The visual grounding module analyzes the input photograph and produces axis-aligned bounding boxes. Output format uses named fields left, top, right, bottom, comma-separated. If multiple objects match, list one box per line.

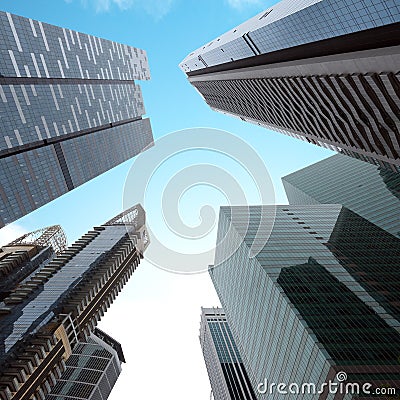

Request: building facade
left=180, top=0, right=400, bottom=171
left=200, top=307, right=257, bottom=400
left=282, top=153, right=400, bottom=238
left=46, top=328, right=125, bottom=400
left=0, top=204, right=149, bottom=400
left=0, top=11, right=153, bottom=227
left=0, top=225, right=67, bottom=302
left=210, top=205, right=400, bottom=399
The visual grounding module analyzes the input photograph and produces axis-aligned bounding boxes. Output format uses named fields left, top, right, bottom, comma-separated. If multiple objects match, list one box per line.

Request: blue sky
left=0, top=0, right=334, bottom=398
left=0, top=0, right=333, bottom=242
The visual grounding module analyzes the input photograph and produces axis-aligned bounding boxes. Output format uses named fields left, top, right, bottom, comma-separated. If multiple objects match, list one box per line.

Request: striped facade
left=282, top=153, right=400, bottom=238
left=0, top=11, right=153, bottom=227
left=0, top=204, right=148, bottom=400
left=200, top=308, right=257, bottom=400
left=210, top=205, right=400, bottom=399
left=180, top=0, right=400, bottom=171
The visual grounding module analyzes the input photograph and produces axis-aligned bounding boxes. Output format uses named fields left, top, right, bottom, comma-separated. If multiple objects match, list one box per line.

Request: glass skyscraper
left=200, top=307, right=257, bottom=400
left=282, top=153, right=400, bottom=238
left=0, top=204, right=149, bottom=400
left=180, top=0, right=400, bottom=171
left=210, top=205, right=400, bottom=399
left=0, top=11, right=154, bottom=227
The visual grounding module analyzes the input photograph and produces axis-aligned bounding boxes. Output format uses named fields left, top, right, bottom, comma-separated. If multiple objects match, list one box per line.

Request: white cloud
left=0, top=224, right=27, bottom=247
left=93, top=0, right=134, bottom=12
left=142, top=0, right=175, bottom=20
left=69, top=0, right=175, bottom=19
left=226, top=0, right=262, bottom=10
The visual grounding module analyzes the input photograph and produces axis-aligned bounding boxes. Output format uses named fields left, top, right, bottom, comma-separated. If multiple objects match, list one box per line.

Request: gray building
left=200, top=307, right=257, bottom=400
left=0, top=11, right=153, bottom=227
left=180, top=0, right=400, bottom=171
left=0, top=204, right=149, bottom=400
left=211, top=205, right=400, bottom=399
left=46, top=328, right=125, bottom=400
left=282, top=153, right=400, bottom=238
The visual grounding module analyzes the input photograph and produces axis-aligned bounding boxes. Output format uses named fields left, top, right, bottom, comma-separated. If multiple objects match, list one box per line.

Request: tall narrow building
left=210, top=205, right=400, bottom=398
left=0, top=11, right=154, bottom=227
left=200, top=307, right=257, bottom=400
left=180, top=0, right=400, bottom=171
left=0, top=204, right=149, bottom=400
left=282, top=153, right=400, bottom=238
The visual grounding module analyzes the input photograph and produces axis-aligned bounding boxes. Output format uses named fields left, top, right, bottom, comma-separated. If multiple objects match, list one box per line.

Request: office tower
left=210, top=205, right=400, bottom=398
left=0, top=12, right=153, bottom=228
left=0, top=204, right=148, bottom=400
left=180, top=0, right=400, bottom=171
left=200, top=307, right=257, bottom=400
left=0, top=225, right=67, bottom=301
left=282, top=153, right=400, bottom=238
left=46, top=328, right=125, bottom=400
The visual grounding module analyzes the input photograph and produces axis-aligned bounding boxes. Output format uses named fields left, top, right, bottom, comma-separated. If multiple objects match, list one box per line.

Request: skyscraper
left=0, top=225, right=67, bottom=301
left=180, top=0, right=400, bottom=171
left=282, top=153, right=400, bottom=238
left=0, top=204, right=149, bottom=400
left=199, top=307, right=257, bottom=400
left=46, top=328, right=125, bottom=400
left=0, top=11, right=154, bottom=227
left=210, top=205, right=400, bottom=398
